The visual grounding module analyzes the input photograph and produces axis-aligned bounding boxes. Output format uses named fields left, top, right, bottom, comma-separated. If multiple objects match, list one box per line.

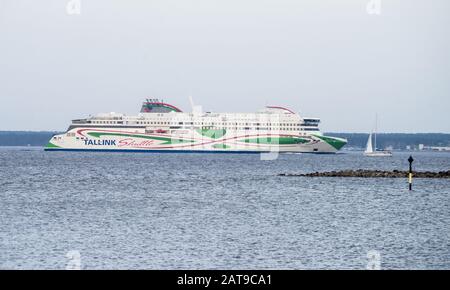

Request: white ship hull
left=46, top=127, right=346, bottom=153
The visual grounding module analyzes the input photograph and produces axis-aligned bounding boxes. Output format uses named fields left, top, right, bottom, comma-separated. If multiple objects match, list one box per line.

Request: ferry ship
left=45, top=99, right=347, bottom=153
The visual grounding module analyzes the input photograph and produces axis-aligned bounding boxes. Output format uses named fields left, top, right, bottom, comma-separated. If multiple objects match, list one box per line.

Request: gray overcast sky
left=0, top=0, right=449, bottom=132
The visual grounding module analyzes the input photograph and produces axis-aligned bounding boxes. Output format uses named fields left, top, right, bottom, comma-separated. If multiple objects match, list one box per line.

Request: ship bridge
left=263, top=106, right=297, bottom=114
left=141, top=99, right=183, bottom=113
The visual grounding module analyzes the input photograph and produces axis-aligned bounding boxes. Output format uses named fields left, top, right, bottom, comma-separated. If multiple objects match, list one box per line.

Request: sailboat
left=364, top=115, right=392, bottom=157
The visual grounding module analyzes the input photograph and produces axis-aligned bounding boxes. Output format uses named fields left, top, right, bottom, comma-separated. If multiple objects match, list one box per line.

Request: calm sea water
left=0, top=147, right=449, bottom=270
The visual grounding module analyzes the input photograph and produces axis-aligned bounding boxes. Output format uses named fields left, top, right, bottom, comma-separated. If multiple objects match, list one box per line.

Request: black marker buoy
left=408, top=155, right=414, bottom=190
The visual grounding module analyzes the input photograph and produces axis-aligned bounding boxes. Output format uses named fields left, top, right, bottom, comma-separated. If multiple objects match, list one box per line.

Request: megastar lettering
left=84, top=139, right=116, bottom=146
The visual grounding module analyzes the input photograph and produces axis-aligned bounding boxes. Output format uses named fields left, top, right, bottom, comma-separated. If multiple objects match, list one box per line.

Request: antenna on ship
left=189, top=95, right=202, bottom=114
left=189, top=96, right=195, bottom=110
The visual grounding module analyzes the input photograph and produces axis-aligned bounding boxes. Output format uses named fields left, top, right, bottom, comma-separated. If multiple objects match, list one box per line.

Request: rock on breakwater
left=279, top=169, right=450, bottom=178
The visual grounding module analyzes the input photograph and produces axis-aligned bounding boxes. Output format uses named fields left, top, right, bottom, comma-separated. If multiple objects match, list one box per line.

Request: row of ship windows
left=91, top=121, right=122, bottom=124
left=195, top=127, right=319, bottom=131
left=90, top=120, right=312, bottom=127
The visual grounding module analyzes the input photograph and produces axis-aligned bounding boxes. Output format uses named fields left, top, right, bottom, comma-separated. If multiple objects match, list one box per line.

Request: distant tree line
left=0, top=131, right=449, bottom=149
left=326, top=133, right=450, bottom=149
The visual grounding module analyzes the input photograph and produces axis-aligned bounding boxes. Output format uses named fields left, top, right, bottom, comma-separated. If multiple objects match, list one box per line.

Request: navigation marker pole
left=408, top=155, right=414, bottom=191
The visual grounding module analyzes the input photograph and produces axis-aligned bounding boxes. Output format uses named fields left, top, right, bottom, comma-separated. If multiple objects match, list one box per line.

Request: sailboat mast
left=374, top=114, right=378, bottom=151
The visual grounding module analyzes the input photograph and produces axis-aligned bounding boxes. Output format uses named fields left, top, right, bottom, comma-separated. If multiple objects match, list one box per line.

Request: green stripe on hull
left=313, top=135, right=347, bottom=150
left=45, top=142, right=60, bottom=148
left=196, top=129, right=227, bottom=139
left=212, top=144, right=231, bottom=149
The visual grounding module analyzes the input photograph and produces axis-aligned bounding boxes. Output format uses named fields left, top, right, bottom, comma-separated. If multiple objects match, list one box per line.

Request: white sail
left=365, top=133, right=374, bottom=153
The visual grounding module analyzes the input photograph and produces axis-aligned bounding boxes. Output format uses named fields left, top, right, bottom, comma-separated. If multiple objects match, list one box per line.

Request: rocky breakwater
left=279, top=169, right=450, bottom=178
